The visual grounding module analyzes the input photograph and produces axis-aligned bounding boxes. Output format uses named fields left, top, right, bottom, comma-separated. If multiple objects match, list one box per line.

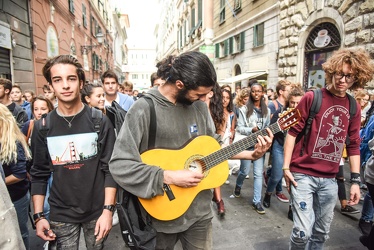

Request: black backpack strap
left=345, top=93, right=357, bottom=145
left=91, top=107, right=103, bottom=134
left=37, top=113, right=51, bottom=144
left=297, top=88, right=322, bottom=156
left=143, top=96, right=157, bottom=149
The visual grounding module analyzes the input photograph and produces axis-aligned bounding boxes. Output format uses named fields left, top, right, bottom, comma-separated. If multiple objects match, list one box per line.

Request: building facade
left=213, top=0, right=279, bottom=90
left=0, top=0, right=34, bottom=90
left=279, top=0, right=374, bottom=89
left=30, top=0, right=115, bottom=93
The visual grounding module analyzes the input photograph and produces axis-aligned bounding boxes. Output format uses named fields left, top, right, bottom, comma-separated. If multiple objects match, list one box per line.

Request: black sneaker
left=359, top=235, right=369, bottom=247
left=234, top=185, right=241, bottom=197
left=359, top=219, right=373, bottom=236
left=263, top=193, right=271, bottom=208
left=341, top=205, right=360, bottom=215
left=252, top=202, right=265, bottom=214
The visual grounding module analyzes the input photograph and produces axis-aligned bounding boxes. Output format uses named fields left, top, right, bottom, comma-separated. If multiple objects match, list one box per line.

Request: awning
left=218, top=70, right=268, bottom=84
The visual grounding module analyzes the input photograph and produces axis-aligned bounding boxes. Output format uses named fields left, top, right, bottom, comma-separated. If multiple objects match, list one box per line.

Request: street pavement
left=29, top=162, right=367, bottom=249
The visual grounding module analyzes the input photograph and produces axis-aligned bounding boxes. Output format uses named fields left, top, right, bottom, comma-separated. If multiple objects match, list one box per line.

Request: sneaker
left=252, top=202, right=265, bottom=214
left=358, top=219, right=373, bottom=236
left=341, top=205, right=360, bottom=215
left=234, top=185, right=241, bottom=197
left=263, top=170, right=268, bottom=188
left=112, top=210, right=119, bottom=226
left=216, top=199, right=225, bottom=217
left=276, top=192, right=289, bottom=203
left=263, top=193, right=271, bottom=208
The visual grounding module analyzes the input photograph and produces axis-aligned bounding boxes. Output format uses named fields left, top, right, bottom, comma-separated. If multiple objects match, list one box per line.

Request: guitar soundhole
left=185, top=155, right=208, bottom=178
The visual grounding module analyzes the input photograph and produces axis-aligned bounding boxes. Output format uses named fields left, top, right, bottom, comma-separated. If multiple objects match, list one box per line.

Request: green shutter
left=240, top=31, right=245, bottom=51
left=215, top=43, right=220, bottom=58
left=229, top=37, right=233, bottom=54
left=224, top=40, right=229, bottom=56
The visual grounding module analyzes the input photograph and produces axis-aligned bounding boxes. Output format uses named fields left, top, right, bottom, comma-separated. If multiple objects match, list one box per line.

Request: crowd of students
left=0, top=47, right=374, bottom=250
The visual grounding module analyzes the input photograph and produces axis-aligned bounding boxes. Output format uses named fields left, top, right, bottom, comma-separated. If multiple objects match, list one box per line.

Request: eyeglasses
left=334, top=72, right=357, bottom=83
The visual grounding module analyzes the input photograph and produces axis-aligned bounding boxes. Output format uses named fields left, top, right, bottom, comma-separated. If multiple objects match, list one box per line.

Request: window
left=92, top=53, right=99, bottom=71
left=82, top=4, right=87, bottom=28
left=253, top=23, right=264, bottom=47
left=132, top=74, right=138, bottom=79
left=234, top=0, right=241, bottom=11
left=68, top=0, right=74, bottom=14
left=191, top=8, right=195, bottom=29
left=198, top=0, right=202, bottom=23
left=220, top=0, right=225, bottom=23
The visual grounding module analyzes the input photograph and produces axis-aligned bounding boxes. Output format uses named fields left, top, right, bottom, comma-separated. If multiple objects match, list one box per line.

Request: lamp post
left=80, top=32, right=104, bottom=55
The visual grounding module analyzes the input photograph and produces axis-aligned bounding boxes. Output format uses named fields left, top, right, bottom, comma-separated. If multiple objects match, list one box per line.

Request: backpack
left=12, top=104, right=27, bottom=129
left=114, top=96, right=157, bottom=250
left=296, top=88, right=356, bottom=156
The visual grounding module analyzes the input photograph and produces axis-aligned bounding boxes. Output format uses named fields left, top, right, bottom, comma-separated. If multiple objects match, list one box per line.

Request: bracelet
left=33, top=212, right=45, bottom=221
left=350, top=172, right=361, bottom=185
left=282, top=168, right=290, bottom=170
left=34, top=217, right=46, bottom=225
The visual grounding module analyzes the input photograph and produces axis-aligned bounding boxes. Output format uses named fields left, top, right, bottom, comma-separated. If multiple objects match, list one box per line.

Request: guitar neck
left=203, top=123, right=281, bottom=170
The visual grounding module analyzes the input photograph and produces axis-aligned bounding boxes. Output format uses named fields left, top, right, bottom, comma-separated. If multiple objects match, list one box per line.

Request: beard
left=176, top=87, right=193, bottom=106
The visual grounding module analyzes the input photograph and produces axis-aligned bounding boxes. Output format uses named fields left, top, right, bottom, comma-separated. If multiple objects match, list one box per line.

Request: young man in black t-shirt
left=30, top=55, right=117, bottom=249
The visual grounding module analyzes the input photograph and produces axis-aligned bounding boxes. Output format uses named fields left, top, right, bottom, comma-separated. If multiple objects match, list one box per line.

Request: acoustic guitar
left=139, top=108, right=301, bottom=221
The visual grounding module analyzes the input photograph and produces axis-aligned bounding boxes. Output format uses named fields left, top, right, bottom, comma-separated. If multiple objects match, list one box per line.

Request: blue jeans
left=50, top=219, right=106, bottom=250
left=266, top=140, right=283, bottom=194
left=236, top=154, right=264, bottom=204
left=361, top=192, right=374, bottom=221
left=289, top=173, right=338, bottom=250
left=13, top=191, right=30, bottom=250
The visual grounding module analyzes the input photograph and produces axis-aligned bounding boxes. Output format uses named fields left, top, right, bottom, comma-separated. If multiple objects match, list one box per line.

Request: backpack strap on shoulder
left=345, top=93, right=357, bottom=146
left=297, top=88, right=322, bottom=156
left=36, top=113, right=50, bottom=144
left=91, top=107, right=103, bottom=134
left=142, top=96, right=157, bottom=149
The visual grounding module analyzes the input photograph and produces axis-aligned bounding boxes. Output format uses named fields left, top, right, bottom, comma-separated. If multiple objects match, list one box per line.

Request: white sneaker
left=112, top=210, right=119, bottom=226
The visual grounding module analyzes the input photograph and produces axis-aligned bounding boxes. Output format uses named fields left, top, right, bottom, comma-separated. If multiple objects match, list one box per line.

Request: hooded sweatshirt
left=109, top=88, right=217, bottom=233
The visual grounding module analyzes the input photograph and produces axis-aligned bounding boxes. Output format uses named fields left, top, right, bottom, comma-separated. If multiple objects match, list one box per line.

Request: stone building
left=279, top=0, right=374, bottom=90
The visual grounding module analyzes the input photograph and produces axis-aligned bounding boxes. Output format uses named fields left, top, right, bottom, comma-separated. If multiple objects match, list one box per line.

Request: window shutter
left=240, top=31, right=245, bottom=51
left=229, top=37, right=233, bottom=54
left=215, top=43, right=220, bottom=58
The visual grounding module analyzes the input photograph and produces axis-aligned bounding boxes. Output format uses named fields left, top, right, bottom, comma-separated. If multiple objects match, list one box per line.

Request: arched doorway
left=303, top=22, right=341, bottom=89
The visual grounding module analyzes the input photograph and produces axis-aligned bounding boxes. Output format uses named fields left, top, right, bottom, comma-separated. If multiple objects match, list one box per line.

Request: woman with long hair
left=233, top=82, right=270, bottom=214
left=0, top=103, right=32, bottom=249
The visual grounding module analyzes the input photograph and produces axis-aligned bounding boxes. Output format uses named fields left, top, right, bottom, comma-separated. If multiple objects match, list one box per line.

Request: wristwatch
left=103, top=205, right=115, bottom=212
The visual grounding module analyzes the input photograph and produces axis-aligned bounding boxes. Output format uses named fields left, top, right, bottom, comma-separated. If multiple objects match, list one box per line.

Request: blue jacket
left=21, top=101, right=32, bottom=120
left=118, top=93, right=135, bottom=111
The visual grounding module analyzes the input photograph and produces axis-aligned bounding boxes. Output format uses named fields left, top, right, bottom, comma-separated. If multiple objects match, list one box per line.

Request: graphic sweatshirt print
left=288, top=88, right=361, bottom=178
left=30, top=105, right=116, bottom=223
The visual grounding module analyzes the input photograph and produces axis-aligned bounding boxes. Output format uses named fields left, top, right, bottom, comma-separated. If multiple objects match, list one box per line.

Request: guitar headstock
left=277, top=108, right=301, bottom=131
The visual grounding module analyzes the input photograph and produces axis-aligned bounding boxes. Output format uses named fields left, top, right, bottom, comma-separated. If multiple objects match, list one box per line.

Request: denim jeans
left=50, top=219, right=106, bottom=250
left=236, top=153, right=264, bottom=204
left=266, top=140, right=284, bottom=194
left=289, top=173, right=338, bottom=250
left=361, top=192, right=374, bottom=221
left=13, top=191, right=30, bottom=250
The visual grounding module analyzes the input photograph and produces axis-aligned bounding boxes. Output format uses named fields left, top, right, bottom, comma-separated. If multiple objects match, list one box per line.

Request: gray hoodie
left=109, top=88, right=217, bottom=233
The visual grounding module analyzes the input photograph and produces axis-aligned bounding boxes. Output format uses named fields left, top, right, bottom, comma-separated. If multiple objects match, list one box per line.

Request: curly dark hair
left=323, top=47, right=374, bottom=89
